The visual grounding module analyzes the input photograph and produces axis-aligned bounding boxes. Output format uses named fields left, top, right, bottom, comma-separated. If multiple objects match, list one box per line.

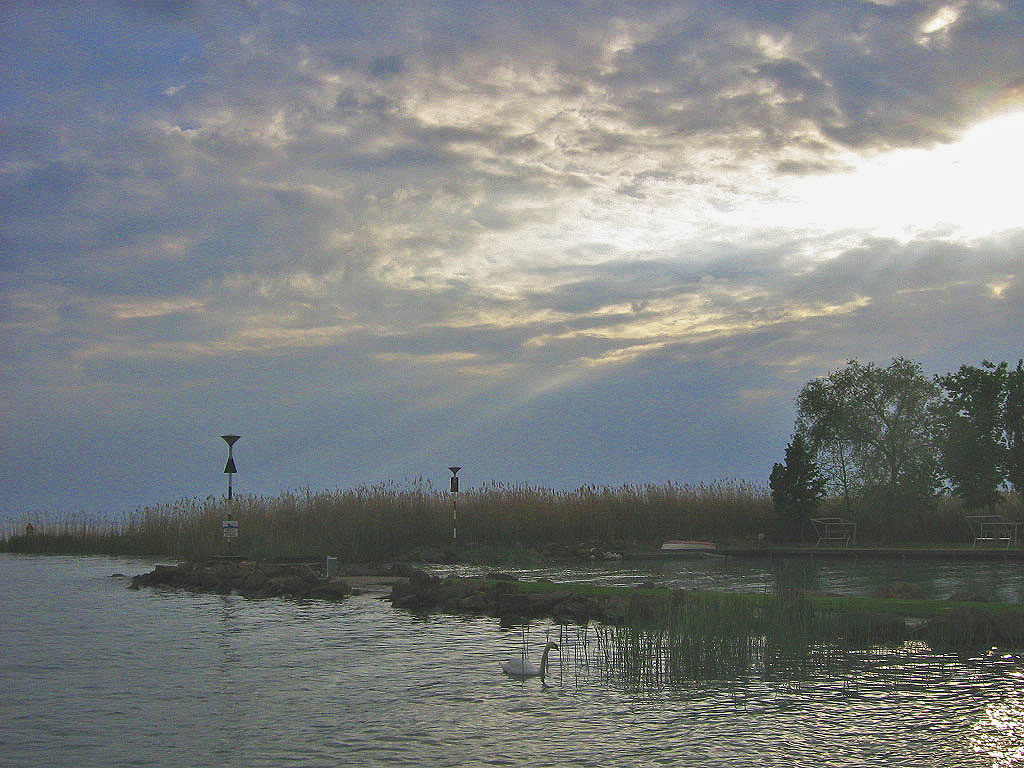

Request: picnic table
left=810, top=517, right=857, bottom=547
left=966, top=515, right=1021, bottom=548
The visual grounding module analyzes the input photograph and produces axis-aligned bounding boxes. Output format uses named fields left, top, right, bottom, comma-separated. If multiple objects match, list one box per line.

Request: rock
left=197, top=568, right=223, bottom=591
left=560, top=597, right=594, bottom=624
left=457, top=593, right=488, bottom=612
left=387, top=562, right=418, bottom=578
left=872, top=581, right=926, bottom=600
left=278, top=576, right=309, bottom=595
left=947, top=589, right=989, bottom=603
left=310, top=579, right=352, bottom=599
left=130, top=560, right=355, bottom=602
left=242, top=570, right=268, bottom=591
left=409, top=568, right=439, bottom=586
left=496, top=591, right=550, bottom=620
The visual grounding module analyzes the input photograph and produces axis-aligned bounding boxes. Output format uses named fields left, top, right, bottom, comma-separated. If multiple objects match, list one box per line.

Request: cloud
left=2, top=0, right=1024, bottom=513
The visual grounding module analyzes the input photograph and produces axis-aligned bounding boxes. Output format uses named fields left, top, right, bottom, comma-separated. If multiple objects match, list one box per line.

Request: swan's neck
left=540, top=644, right=554, bottom=676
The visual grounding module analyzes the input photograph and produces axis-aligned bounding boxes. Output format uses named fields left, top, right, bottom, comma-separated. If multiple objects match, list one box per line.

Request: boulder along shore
left=130, top=560, right=364, bottom=600
left=127, top=559, right=631, bottom=623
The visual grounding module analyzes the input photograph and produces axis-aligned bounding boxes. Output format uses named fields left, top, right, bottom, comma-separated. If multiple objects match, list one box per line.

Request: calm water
left=2, top=553, right=1023, bottom=767
left=437, top=554, right=1024, bottom=602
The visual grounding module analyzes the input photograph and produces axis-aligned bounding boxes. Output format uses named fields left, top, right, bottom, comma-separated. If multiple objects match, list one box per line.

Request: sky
left=2, top=0, right=1023, bottom=517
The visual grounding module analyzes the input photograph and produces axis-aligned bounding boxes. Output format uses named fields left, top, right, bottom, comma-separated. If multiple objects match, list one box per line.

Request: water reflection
left=507, top=620, right=1023, bottom=697
left=509, top=619, right=1024, bottom=768
left=433, top=555, right=1024, bottom=602
left=4, top=554, right=1023, bottom=768
left=972, top=687, right=1024, bottom=768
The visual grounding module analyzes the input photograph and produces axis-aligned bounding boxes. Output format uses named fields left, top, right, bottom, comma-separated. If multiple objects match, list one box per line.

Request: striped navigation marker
left=448, top=466, right=461, bottom=547
left=221, top=434, right=240, bottom=500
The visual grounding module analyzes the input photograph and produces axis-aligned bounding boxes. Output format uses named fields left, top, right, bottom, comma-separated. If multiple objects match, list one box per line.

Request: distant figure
left=25, top=523, right=35, bottom=535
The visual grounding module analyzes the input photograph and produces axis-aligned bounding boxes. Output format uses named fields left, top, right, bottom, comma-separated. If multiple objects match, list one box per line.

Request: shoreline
left=673, top=545, right=1024, bottom=560
left=6, top=538, right=1024, bottom=562
left=126, top=559, right=1024, bottom=654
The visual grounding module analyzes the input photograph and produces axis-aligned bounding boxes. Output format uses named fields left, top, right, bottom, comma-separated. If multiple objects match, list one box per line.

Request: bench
left=966, top=515, right=1021, bottom=548
left=810, top=517, right=856, bottom=547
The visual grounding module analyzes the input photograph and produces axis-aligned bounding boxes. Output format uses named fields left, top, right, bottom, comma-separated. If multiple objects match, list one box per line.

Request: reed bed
left=529, top=592, right=929, bottom=691
left=1, top=479, right=770, bottom=559
left=4, top=480, right=1020, bottom=557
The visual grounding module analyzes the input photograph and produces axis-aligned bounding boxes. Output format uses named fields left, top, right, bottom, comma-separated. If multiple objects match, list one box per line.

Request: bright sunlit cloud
left=762, top=110, right=1024, bottom=242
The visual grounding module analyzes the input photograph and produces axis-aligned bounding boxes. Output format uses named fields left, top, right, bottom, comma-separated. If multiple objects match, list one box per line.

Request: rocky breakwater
left=130, top=560, right=353, bottom=600
left=389, top=571, right=657, bottom=625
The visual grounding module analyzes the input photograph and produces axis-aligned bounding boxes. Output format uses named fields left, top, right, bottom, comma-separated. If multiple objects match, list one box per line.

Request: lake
left=435, top=552, right=1024, bottom=601
left=1, top=553, right=1022, bottom=767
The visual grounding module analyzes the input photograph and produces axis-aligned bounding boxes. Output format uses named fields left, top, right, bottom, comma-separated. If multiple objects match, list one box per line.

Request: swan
left=500, top=642, right=559, bottom=678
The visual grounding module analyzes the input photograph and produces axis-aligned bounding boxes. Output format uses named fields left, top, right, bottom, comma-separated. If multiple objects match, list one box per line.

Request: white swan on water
left=500, top=642, right=559, bottom=678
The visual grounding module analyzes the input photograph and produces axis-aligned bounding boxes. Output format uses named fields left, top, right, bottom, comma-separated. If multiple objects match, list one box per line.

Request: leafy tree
left=796, top=366, right=859, bottom=510
left=796, top=357, right=941, bottom=508
left=935, top=361, right=1008, bottom=510
left=1005, top=360, right=1024, bottom=492
left=769, top=433, right=825, bottom=540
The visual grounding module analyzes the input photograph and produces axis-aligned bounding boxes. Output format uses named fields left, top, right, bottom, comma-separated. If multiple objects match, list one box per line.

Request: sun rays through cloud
left=2, top=0, right=1022, bottom=512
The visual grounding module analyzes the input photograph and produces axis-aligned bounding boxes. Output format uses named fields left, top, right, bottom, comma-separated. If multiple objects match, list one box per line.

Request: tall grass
left=1, top=479, right=770, bottom=559
left=3, top=481, right=1020, bottom=558
left=815, top=491, right=1023, bottom=544
left=458, top=479, right=768, bottom=547
left=590, top=591, right=888, bottom=686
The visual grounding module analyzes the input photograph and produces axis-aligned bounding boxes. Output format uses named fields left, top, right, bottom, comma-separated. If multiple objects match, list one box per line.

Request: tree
left=770, top=433, right=825, bottom=540
left=1004, top=360, right=1024, bottom=492
left=935, top=361, right=1008, bottom=510
left=796, top=357, right=941, bottom=509
left=796, top=366, right=859, bottom=510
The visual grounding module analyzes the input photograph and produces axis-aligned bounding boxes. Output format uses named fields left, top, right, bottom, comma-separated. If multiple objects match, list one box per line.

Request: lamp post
left=221, top=434, right=239, bottom=500
left=448, top=466, right=461, bottom=548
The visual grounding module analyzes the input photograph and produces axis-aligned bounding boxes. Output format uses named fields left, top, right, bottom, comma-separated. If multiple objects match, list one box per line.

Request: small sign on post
left=222, top=519, right=239, bottom=539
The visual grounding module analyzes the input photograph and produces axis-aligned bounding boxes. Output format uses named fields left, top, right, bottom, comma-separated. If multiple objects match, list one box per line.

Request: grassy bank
left=432, top=576, right=1024, bottom=655
left=2, top=481, right=1020, bottom=559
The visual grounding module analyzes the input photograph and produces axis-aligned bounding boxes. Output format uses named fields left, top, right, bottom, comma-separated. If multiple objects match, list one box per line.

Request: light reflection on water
left=1, top=553, right=1022, bottom=767
left=972, top=680, right=1024, bottom=768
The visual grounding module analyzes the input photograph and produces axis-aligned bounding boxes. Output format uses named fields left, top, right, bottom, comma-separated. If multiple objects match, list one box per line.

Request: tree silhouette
left=770, top=433, right=825, bottom=541
left=935, top=361, right=1008, bottom=510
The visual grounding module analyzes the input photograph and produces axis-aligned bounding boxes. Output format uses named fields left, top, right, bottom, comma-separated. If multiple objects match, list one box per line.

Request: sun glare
left=766, top=110, right=1024, bottom=242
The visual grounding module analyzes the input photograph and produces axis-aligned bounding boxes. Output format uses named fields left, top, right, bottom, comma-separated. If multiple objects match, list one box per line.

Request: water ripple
left=1, top=554, right=1022, bottom=767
